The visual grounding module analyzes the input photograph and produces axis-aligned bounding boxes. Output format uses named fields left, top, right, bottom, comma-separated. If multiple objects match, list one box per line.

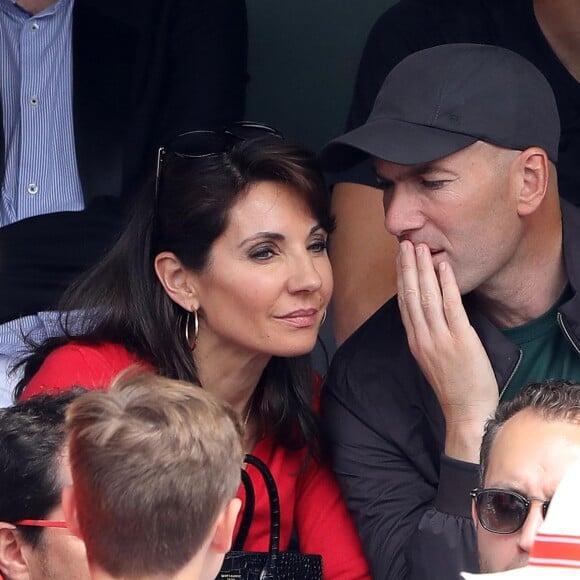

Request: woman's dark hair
left=15, top=135, right=334, bottom=458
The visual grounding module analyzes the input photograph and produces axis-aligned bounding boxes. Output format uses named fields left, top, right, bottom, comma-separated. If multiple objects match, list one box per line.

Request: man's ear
left=211, top=498, right=242, bottom=555
left=513, top=147, right=550, bottom=217
left=154, top=251, right=200, bottom=312
left=61, top=485, right=82, bottom=541
left=0, top=522, right=31, bottom=580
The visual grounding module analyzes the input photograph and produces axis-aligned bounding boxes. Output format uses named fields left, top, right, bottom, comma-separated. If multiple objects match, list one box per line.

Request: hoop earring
left=184, top=309, right=199, bottom=350
left=320, top=309, right=327, bottom=327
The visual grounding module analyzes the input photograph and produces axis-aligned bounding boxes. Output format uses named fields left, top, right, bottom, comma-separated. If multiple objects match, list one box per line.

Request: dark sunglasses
left=470, top=488, right=550, bottom=534
left=154, top=121, right=283, bottom=201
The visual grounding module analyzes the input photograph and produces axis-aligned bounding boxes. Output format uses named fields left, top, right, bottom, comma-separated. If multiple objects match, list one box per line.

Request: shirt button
left=31, top=22, right=39, bottom=31
left=30, top=96, right=39, bottom=106
left=27, top=183, right=39, bottom=195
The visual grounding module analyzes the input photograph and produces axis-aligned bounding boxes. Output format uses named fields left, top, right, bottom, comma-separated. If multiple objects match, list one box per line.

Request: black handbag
left=217, top=453, right=323, bottom=580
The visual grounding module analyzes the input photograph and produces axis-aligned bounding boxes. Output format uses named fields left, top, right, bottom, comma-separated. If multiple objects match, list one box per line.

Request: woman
left=16, top=126, right=370, bottom=579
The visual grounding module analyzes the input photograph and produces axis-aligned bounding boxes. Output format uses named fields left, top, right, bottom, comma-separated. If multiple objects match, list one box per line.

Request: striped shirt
left=0, top=0, right=84, bottom=226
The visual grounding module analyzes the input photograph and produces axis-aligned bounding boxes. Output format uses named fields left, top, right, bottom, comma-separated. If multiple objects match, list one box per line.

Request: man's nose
left=517, top=504, right=545, bottom=555
left=383, top=185, right=425, bottom=238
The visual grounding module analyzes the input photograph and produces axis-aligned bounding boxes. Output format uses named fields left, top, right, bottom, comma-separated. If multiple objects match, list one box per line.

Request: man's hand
left=397, top=241, right=499, bottom=463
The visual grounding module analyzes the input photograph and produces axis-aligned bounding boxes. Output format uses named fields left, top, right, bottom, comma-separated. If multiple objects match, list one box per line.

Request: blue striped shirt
left=0, top=0, right=84, bottom=226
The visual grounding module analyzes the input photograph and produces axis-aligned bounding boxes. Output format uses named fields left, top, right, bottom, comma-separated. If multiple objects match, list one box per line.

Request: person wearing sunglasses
left=14, top=127, right=371, bottom=579
left=0, top=389, right=89, bottom=580
left=464, top=456, right=580, bottom=580
left=471, top=380, right=580, bottom=573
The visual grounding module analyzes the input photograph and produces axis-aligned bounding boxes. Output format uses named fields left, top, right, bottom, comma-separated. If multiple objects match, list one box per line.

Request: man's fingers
left=397, top=241, right=428, bottom=339
left=396, top=246, right=416, bottom=344
left=415, top=245, right=447, bottom=333
left=439, top=261, right=470, bottom=333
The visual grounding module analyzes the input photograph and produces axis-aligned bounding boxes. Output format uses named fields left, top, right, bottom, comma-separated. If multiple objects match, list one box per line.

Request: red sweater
left=22, top=343, right=370, bottom=579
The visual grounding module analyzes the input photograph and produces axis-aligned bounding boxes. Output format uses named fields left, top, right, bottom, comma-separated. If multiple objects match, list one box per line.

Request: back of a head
left=0, top=390, right=84, bottom=547
left=66, top=371, right=244, bottom=578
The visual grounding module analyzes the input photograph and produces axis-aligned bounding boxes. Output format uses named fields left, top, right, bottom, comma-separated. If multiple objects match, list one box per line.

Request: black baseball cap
left=320, top=43, right=560, bottom=169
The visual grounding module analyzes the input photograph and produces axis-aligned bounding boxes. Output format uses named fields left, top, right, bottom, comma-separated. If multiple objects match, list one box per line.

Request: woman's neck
left=194, top=338, right=270, bottom=453
left=193, top=335, right=270, bottom=417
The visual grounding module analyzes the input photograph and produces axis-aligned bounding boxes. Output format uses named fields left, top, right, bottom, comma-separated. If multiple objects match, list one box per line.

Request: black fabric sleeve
left=322, top=362, right=479, bottom=580
left=436, top=455, right=480, bottom=516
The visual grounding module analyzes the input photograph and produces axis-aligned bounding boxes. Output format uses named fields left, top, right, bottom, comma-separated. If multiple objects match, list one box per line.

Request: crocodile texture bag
left=217, top=454, right=323, bottom=580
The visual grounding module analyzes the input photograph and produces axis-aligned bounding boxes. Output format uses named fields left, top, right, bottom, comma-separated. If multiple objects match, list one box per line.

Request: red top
left=21, top=343, right=370, bottom=579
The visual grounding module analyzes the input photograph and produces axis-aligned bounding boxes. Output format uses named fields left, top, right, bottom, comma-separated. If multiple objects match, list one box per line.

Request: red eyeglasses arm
left=14, top=519, right=68, bottom=529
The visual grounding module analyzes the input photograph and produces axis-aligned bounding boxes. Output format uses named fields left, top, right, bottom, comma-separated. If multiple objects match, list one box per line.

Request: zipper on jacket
left=557, top=312, right=580, bottom=355
left=500, top=313, right=579, bottom=401
left=498, top=348, right=523, bottom=401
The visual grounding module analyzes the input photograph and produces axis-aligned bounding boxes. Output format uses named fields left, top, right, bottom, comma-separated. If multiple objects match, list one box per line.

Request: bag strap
left=242, top=454, right=281, bottom=578
left=243, top=454, right=281, bottom=555
left=228, top=454, right=282, bottom=577
left=232, top=468, right=255, bottom=550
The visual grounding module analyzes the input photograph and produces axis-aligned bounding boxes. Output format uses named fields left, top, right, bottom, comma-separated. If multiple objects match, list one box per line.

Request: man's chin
left=479, top=555, right=528, bottom=573
left=505, top=557, right=529, bottom=572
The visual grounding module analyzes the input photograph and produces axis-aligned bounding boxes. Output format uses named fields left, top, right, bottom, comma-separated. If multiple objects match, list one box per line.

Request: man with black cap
left=320, top=43, right=580, bottom=580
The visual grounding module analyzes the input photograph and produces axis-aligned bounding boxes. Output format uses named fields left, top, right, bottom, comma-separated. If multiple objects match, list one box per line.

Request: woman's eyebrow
left=238, top=231, right=285, bottom=247
left=239, top=224, right=323, bottom=247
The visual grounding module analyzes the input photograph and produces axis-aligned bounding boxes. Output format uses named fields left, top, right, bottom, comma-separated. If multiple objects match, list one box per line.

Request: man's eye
left=377, top=179, right=393, bottom=192
left=422, top=180, right=447, bottom=189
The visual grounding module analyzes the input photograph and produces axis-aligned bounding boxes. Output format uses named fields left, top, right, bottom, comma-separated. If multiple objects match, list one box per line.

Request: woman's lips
left=276, top=309, right=319, bottom=328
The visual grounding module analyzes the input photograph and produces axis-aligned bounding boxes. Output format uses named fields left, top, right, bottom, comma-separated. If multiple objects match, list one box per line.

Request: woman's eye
left=249, top=246, right=276, bottom=261
left=309, top=239, right=328, bottom=253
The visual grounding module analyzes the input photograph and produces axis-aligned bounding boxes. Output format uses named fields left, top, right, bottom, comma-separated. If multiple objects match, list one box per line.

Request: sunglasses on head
left=470, top=488, right=550, bottom=534
left=154, top=121, right=283, bottom=201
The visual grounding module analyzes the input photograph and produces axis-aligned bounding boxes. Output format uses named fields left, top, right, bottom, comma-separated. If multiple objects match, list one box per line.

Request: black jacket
left=322, top=200, right=580, bottom=580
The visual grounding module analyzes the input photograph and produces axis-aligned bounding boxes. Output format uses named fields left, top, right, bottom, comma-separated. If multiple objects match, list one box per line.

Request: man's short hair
left=480, top=380, right=580, bottom=484
left=66, top=371, right=244, bottom=578
left=0, top=390, right=84, bottom=547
